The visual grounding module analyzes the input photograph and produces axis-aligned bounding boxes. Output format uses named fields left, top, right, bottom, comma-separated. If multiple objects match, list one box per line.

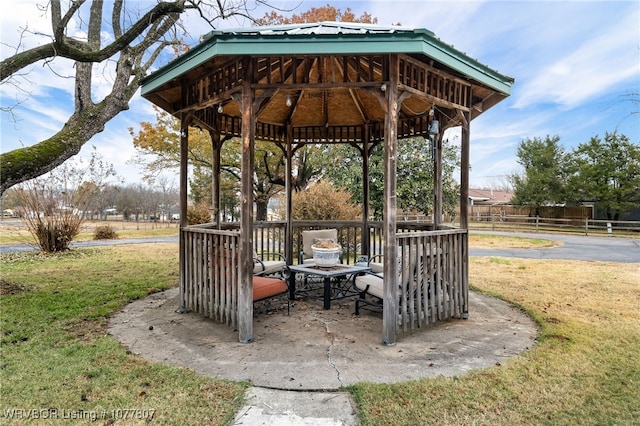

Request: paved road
left=1, top=232, right=638, bottom=263
left=469, top=231, right=639, bottom=263
left=0, top=236, right=179, bottom=254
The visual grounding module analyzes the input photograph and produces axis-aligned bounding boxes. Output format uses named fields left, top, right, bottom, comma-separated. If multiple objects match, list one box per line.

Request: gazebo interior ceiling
left=146, top=54, right=505, bottom=144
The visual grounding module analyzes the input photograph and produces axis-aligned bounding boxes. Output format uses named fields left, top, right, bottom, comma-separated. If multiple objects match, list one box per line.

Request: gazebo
left=140, top=22, right=513, bottom=345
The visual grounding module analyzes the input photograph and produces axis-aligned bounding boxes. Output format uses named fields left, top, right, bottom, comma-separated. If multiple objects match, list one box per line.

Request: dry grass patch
left=469, top=233, right=562, bottom=249
left=0, top=219, right=178, bottom=245
left=351, top=258, right=640, bottom=425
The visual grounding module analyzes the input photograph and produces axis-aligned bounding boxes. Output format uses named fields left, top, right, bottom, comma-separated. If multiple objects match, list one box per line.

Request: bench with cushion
left=252, top=275, right=289, bottom=314
left=354, top=272, right=403, bottom=315
left=353, top=250, right=422, bottom=316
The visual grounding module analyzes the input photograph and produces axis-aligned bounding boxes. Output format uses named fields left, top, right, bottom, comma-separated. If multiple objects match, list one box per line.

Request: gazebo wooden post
left=460, top=110, right=471, bottom=230
left=382, top=54, right=399, bottom=346
left=211, top=131, right=221, bottom=228
left=460, top=102, right=471, bottom=319
left=178, top=113, right=189, bottom=312
left=238, top=58, right=255, bottom=343
left=361, top=128, right=370, bottom=257
left=285, top=126, right=294, bottom=266
left=433, top=129, right=443, bottom=228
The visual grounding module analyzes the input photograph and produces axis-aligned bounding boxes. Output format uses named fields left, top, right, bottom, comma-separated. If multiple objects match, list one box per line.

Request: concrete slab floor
left=109, top=288, right=538, bottom=424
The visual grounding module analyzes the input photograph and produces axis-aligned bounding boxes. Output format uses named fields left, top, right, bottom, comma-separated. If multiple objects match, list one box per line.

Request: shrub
left=34, top=221, right=79, bottom=251
left=14, top=149, right=119, bottom=252
left=17, top=182, right=84, bottom=252
left=187, top=202, right=212, bottom=225
left=93, top=225, right=118, bottom=240
left=291, top=180, right=361, bottom=220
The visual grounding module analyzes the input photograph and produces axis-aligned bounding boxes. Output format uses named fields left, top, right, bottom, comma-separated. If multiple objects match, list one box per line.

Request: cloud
left=513, top=7, right=640, bottom=109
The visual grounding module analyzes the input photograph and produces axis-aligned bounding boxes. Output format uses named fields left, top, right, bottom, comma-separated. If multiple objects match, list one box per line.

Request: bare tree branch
left=0, top=0, right=284, bottom=193
left=0, top=1, right=188, bottom=81
left=112, top=0, right=123, bottom=38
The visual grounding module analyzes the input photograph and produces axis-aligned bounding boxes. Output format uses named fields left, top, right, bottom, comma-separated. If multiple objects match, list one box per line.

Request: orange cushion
left=253, top=276, right=287, bottom=302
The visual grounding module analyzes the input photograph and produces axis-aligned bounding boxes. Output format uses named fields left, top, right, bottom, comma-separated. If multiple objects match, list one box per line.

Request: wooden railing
left=181, top=224, right=240, bottom=327
left=182, top=221, right=468, bottom=334
left=248, top=220, right=438, bottom=264
left=396, top=229, right=468, bottom=331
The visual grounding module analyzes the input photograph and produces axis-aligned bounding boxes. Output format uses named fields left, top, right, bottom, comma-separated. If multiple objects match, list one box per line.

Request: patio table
left=288, top=263, right=371, bottom=310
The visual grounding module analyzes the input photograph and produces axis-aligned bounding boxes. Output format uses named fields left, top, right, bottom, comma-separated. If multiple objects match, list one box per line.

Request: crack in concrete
left=321, top=319, right=343, bottom=387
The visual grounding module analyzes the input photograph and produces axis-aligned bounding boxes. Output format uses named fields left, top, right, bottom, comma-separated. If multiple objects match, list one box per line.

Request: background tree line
left=511, top=132, right=640, bottom=220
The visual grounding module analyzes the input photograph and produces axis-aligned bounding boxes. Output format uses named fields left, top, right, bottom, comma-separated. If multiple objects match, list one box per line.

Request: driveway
left=469, top=231, right=639, bottom=263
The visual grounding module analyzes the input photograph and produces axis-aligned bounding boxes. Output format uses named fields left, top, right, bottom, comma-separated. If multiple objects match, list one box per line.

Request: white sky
left=1, top=0, right=639, bottom=189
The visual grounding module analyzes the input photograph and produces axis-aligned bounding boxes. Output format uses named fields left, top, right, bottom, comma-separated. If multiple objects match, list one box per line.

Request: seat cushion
left=369, top=262, right=384, bottom=273
left=355, top=274, right=385, bottom=299
left=253, top=276, right=287, bottom=302
left=355, top=273, right=402, bottom=299
left=253, top=260, right=286, bottom=275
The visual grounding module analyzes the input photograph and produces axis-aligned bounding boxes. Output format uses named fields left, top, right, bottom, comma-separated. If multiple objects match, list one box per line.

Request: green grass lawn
left=0, top=245, right=245, bottom=425
left=1, top=244, right=638, bottom=425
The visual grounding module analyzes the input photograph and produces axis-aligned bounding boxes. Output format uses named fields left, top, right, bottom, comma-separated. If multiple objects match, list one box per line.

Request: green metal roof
left=141, top=21, right=513, bottom=97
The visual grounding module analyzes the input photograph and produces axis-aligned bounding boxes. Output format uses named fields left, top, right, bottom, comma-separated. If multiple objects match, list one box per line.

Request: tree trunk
left=256, top=199, right=268, bottom=221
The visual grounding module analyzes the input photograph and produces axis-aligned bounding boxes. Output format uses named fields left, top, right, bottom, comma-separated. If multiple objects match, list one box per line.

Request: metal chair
left=253, top=250, right=287, bottom=277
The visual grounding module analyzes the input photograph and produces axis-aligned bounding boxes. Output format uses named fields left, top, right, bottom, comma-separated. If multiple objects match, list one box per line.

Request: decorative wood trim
left=399, top=55, right=472, bottom=110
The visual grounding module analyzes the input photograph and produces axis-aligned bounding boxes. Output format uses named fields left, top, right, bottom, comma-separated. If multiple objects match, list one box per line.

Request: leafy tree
left=566, top=132, right=640, bottom=220
left=322, top=143, right=381, bottom=215
left=0, top=0, right=269, bottom=193
left=511, top=135, right=567, bottom=215
left=324, top=137, right=460, bottom=220
left=257, top=4, right=376, bottom=25
left=128, top=106, right=211, bottom=182
left=397, top=137, right=460, bottom=219
left=129, top=108, right=286, bottom=220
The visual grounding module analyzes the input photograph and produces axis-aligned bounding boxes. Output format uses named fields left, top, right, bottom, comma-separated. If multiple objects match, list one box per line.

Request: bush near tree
left=16, top=150, right=119, bottom=252
left=187, top=202, right=214, bottom=225
left=290, top=180, right=361, bottom=221
left=93, top=225, right=118, bottom=240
